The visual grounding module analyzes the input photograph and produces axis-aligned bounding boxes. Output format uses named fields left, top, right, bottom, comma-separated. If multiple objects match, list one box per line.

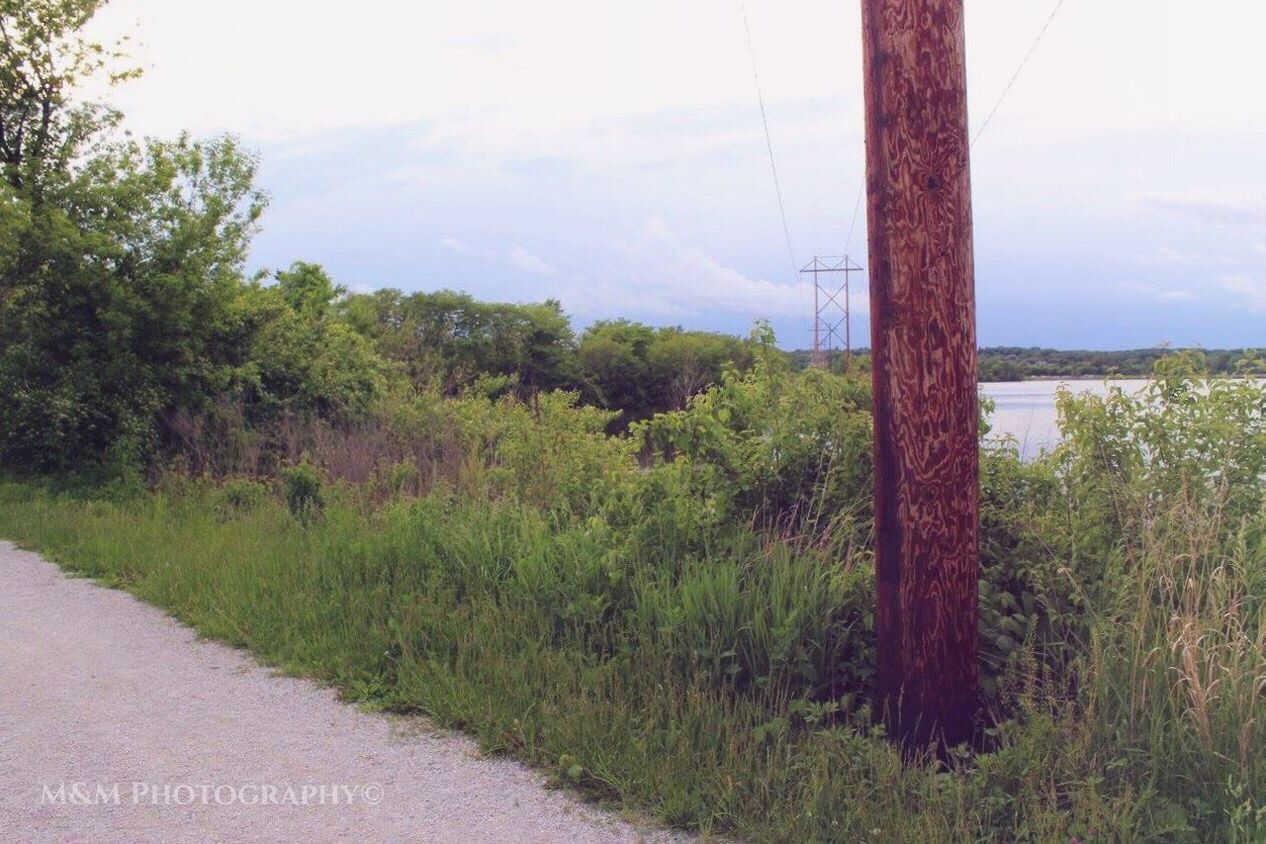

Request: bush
left=213, top=478, right=270, bottom=521
left=4, top=350, right=1265, bottom=840
left=640, top=325, right=874, bottom=553
left=281, top=460, right=325, bottom=524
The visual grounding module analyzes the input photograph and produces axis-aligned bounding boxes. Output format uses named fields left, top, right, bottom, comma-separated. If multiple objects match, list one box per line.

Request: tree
left=275, top=261, right=344, bottom=319
left=576, top=320, right=656, bottom=420
left=0, top=134, right=267, bottom=473
left=1, top=0, right=137, bottom=309
left=0, top=0, right=137, bottom=193
left=0, top=1, right=396, bottom=476
left=235, top=262, right=386, bottom=423
left=576, top=320, right=757, bottom=426
left=340, top=289, right=577, bottom=396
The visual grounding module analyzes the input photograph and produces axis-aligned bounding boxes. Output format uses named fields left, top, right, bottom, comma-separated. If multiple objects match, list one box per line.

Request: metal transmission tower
left=801, top=256, right=864, bottom=371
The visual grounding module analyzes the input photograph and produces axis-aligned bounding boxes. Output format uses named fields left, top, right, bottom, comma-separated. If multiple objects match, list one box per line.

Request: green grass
left=4, top=477, right=1259, bottom=842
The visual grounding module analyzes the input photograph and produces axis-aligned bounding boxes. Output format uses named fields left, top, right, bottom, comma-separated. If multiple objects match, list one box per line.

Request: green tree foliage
left=0, top=132, right=265, bottom=473
left=977, top=346, right=1266, bottom=380
left=234, top=263, right=387, bottom=424
left=274, top=260, right=343, bottom=318
left=0, top=2, right=387, bottom=475
left=574, top=319, right=655, bottom=416
left=794, top=347, right=1266, bottom=381
left=576, top=319, right=757, bottom=424
left=0, top=0, right=137, bottom=194
left=0, top=0, right=137, bottom=315
left=978, top=355, right=1026, bottom=382
left=0, top=1, right=260, bottom=473
left=0, top=0, right=761, bottom=476
left=341, top=289, right=576, bottom=395
left=640, top=325, right=871, bottom=540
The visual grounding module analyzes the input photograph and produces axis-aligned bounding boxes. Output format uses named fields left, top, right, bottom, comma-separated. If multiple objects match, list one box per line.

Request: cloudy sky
left=87, top=0, right=1266, bottom=349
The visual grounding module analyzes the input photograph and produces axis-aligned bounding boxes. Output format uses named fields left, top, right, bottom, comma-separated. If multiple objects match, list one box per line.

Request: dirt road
left=0, top=541, right=680, bottom=843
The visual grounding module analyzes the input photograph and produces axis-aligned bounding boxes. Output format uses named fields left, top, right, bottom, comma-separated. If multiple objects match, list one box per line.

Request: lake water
left=979, top=379, right=1151, bottom=460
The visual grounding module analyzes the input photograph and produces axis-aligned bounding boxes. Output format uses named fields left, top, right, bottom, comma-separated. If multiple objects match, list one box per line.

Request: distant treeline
left=790, top=348, right=1266, bottom=381
left=2, top=0, right=1258, bottom=479
left=340, top=289, right=756, bottom=422
left=976, top=347, right=1266, bottom=381
left=0, top=0, right=769, bottom=479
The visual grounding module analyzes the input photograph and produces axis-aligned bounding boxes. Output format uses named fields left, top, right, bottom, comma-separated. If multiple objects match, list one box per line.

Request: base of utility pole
left=860, top=0, right=980, bottom=753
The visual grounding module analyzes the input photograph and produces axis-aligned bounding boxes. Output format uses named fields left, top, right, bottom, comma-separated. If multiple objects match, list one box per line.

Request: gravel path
left=0, top=541, right=684, bottom=844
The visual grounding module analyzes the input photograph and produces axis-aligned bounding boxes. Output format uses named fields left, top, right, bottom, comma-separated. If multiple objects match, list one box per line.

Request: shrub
left=281, top=460, right=325, bottom=524
left=444, top=388, right=633, bottom=515
left=213, top=478, right=270, bottom=521
left=5, top=349, right=1265, bottom=840
left=640, top=325, right=874, bottom=553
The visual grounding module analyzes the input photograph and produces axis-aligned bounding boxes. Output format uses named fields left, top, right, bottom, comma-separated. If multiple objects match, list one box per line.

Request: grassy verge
left=5, top=476, right=1257, bottom=843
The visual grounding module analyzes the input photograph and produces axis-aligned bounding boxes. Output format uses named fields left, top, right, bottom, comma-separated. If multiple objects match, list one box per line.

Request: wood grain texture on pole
left=860, top=0, right=979, bottom=750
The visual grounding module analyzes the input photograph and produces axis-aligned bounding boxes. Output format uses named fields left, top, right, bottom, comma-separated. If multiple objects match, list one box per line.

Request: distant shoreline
left=981, top=375, right=1266, bottom=386
left=791, top=347, right=1266, bottom=382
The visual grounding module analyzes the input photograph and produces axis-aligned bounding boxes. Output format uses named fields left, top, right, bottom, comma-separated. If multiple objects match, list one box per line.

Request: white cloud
left=615, top=219, right=798, bottom=315
left=1221, top=275, right=1266, bottom=311
left=501, top=219, right=822, bottom=323
left=1125, top=281, right=1195, bottom=303
left=547, top=278, right=685, bottom=321
left=89, top=0, right=1266, bottom=145
left=597, top=218, right=845, bottom=321
left=1155, top=246, right=1197, bottom=266
left=456, top=233, right=822, bottom=324
left=440, top=238, right=497, bottom=261
left=509, top=247, right=556, bottom=277
left=72, top=0, right=1266, bottom=345
left=1138, top=193, right=1266, bottom=227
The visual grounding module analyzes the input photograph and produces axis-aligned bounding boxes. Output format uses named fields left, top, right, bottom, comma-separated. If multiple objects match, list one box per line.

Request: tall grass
left=1071, top=486, right=1266, bottom=839
left=1, top=474, right=1258, bottom=842
left=2, top=358, right=1263, bottom=841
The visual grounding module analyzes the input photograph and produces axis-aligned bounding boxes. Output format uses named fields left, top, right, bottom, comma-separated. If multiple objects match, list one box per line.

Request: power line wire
left=844, top=182, right=864, bottom=255
left=848, top=0, right=1070, bottom=258
left=746, top=0, right=1067, bottom=311
left=972, top=0, right=1069, bottom=146
left=739, top=1, right=800, bottom=291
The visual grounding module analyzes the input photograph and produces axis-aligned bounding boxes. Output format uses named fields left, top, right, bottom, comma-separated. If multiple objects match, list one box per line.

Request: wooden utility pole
left=860, top=0, right=979, bottom=750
